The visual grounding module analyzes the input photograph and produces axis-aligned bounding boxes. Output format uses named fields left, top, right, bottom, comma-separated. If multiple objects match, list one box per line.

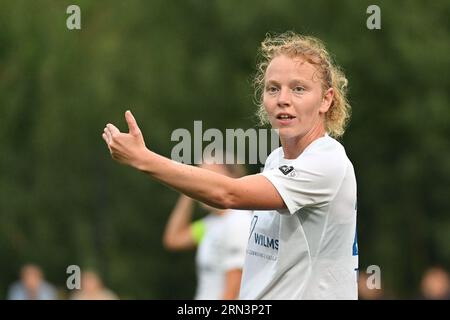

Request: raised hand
left=102, top=110, right=148, bottom=168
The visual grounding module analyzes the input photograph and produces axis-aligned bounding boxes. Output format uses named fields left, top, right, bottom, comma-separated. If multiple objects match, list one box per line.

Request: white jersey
left=194, top=210, right=252, bottom=300
left=240, top=135, right=358, bottom=300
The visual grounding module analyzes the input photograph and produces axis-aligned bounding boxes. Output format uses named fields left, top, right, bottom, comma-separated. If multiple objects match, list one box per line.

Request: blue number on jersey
left=353, top=200, right=358, bottom=256
left=353, top=226, right=359, bottom=280
left=352, top=227, right=358, bottom=256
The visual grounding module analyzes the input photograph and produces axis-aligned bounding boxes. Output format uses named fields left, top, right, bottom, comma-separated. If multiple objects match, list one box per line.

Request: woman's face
left=263, top=54, right=333, bottom=141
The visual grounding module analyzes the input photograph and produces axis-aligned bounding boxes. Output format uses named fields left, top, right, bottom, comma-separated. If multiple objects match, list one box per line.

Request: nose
left=277, top=87, right=291, bottom=108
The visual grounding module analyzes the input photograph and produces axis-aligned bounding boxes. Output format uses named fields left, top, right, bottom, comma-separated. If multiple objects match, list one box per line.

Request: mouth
left=276, top=113, right=296, bottom=120
left=275, top=113, right=296, bottom=125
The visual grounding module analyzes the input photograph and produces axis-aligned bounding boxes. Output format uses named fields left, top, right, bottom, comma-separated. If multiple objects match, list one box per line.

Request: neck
left=281, top=121, right=326, bottom=159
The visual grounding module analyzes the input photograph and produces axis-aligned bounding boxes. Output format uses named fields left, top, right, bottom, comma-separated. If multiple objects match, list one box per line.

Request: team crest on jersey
left=278, top=165, right=294, bottom=175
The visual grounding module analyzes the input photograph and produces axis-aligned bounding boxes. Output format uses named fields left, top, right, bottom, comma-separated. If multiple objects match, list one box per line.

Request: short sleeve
left=190, top=219, right=206, bottom=245
left=261, top=146, right=347, bottom=215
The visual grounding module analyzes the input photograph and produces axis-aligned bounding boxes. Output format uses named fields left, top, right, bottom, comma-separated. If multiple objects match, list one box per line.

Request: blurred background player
left=163, top=162, right=252, bottom=299
left=7, top=264, right=57, bottom=300
left=419, top=266, right=450, bottom=300
left=70, top=270, right=118, bottom=300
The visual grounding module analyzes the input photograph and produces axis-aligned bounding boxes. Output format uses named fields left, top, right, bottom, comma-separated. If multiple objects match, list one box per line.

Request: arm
left=102, top=111, right=286, bottom=210
left=222, top=269, right=243, bottom=300
left=162, top=195, right=196, bottom=250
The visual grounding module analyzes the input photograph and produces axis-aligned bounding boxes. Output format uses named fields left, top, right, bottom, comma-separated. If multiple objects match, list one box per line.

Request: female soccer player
left=102, top=31, right=357, bottom=299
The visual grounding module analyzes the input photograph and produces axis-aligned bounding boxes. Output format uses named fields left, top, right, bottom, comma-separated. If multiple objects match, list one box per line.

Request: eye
left=266, top=86, right=279, bottom=94
left=292, top=86, right=305, bottom=93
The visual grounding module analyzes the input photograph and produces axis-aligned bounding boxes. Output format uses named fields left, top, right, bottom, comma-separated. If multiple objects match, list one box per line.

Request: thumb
left=125, top=110, right=141, bottom=135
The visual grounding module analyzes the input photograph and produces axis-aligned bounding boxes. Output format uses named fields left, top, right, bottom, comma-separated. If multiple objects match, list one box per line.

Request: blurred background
left=0, top=0, right=449, bottom=299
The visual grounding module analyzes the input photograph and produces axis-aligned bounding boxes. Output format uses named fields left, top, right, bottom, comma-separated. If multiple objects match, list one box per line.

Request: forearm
left=136, top=149, right=235, bottom=209
left=222, top=269, right=243, bottom=300
left=104, top=111, right=285, bottom=212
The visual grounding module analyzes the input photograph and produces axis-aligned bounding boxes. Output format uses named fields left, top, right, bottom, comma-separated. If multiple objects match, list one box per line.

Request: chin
left=277, top=127, right=303, bottom=140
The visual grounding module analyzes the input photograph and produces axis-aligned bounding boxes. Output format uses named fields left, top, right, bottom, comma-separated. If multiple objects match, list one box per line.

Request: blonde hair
left=254, top=31, right=351, bottom=138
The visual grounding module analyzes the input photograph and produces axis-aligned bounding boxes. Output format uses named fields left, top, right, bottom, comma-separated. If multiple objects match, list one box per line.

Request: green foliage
left=0, top=0, right=448, bottom=298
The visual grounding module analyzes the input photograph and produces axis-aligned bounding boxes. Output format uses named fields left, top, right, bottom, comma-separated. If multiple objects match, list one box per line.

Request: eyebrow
left=265, top=79, right=311, bottom=86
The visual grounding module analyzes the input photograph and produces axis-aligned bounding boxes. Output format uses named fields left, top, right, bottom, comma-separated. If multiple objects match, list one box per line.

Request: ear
left=319, top=88, right=334, bottom=113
